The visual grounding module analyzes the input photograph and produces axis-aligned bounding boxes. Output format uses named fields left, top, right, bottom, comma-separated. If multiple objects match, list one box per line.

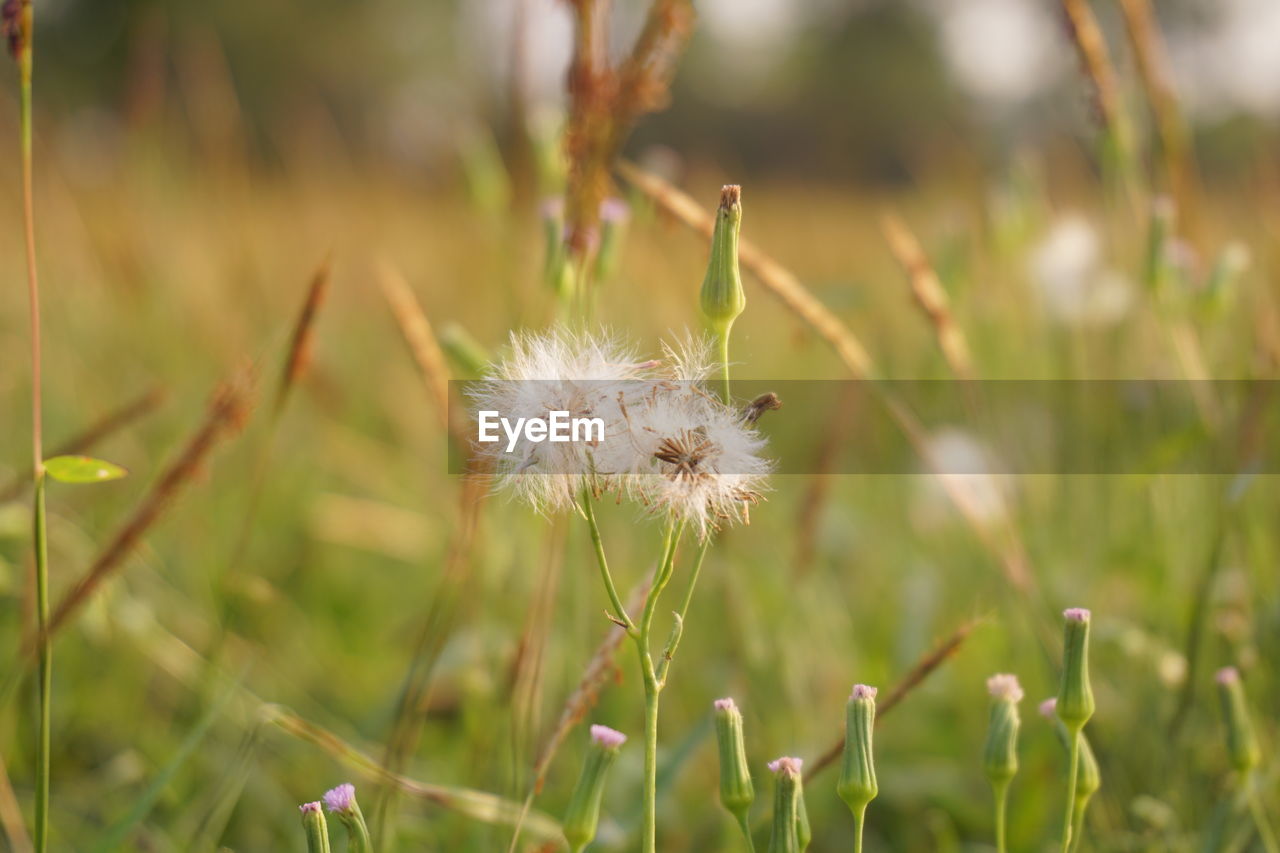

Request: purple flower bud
left=1215, top=666, right=1240, bottom=686
left=1038, top=697, right=1058, bottom=719
left=714, top=697, right=737, bottom=712
left=299, top=801, right=323, bottom=814
left=323, top=783, right=356, bottom=813
left=851, top=684, right=878, bottom=701
left=987, top=673, right=1024, bottom=703
left=1063, top=607, right=1091, bottom=623
left=767, top=756, right=803, bottom=777
left=590, top=724, right=627, bottom=750
left=539, top=196, right=565, bottom=221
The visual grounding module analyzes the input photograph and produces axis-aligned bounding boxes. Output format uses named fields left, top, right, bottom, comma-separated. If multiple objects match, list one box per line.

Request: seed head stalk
left=11, top=2, right=50, bottom=848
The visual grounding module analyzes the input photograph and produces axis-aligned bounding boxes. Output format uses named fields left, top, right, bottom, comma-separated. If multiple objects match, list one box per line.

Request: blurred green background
left=0, top=0, right=1277, bottom=850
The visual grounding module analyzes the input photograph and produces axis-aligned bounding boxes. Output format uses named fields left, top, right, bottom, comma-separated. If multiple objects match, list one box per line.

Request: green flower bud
left=699, top=185, right=745, bottom=332
left=1040, top=698, right=1101, bottom=802
left=563, top=725, right=626, bottom=853
left=593, top=198, right=630, bottom=283
left=766, top=757, right=803, bottom=853
left=837, top=685, right=879, bottom=816
left=983, top=674, right=1023, bottom=787
left=713, top=698, right=755, bottom=821
left=299, top=802, right=332, bottom=853
left=796, top=777, right=812, bottom=852
left=540, top=197, right=576, bottom=304
left=1215, top=667, right=1261, bottom=774
left=1057, top=608, right=1095, bottom=731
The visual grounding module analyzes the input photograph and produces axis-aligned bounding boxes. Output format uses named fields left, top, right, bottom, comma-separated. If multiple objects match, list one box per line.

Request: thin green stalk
left=716, top=328, right=732, bottom=402
left=636, top=519, right=683, bottom=853
left=1061, top=729, right=1081, bottom=853
left=993, top=782, right=1009, bottom=853
left=736, top=811, right=757, bottom=852
left=579, top=489, right=635, bottom=633
left=33, top=473, right=48, bottom=853
left=655, top=536, right=710, bottom=686
left=1247, top=783, right=1279, bottom=853
left=852, top=806, right=866, bottom=853
left=15, top=5, right=49, bottom=849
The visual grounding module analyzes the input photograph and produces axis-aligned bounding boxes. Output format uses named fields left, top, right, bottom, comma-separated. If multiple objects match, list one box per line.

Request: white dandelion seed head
left=618, top=379, right=771, bottom=536
left=470, top=327, right=659, bottom=512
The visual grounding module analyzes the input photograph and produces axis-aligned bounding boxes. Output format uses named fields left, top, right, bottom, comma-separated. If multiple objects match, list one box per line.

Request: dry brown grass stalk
left=562, top=0, right=694, bottom=258
left=275, top=255, right=331, bottom=414
left=808, top=618, right=980, bottom=778
left=0, top=753, right=31, bottom=853
left=1058, top=0, right=1132, bottom=157
left=376, top=259, right=470, bottom=449
left=881, top=212, right=974, bottom=380
left=1117, top=0, right=1198, bottom=230
left=26, top=371, right=253, bottom=654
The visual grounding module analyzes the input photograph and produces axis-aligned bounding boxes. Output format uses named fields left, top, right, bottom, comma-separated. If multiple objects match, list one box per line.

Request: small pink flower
left=323, top=783, right=356, bottom=813
left=1038, top=697, right=1058, bottom=719
left=590, top=724, right=627, bottom=749
left=767, top=756, right=803, bottom=777
left=299, top=801, right=323, bottom=814
left=1215, top=666, right=1240, bottom=685
left=600, top=198, right=631, bottom=224
left=851, top=684, right=878, bottom=701
left=986, top=673, right=1024, bottom=703
left=713, top=697, right=737, bottom=712
left=1063, top=607, right=1091, bottom=623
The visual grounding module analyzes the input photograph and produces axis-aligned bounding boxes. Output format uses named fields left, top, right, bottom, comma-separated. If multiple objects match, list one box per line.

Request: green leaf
left=43, top=455, right=128, bottom=484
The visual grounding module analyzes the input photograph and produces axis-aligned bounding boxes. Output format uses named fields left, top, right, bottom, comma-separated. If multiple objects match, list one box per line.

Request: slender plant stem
left=1061, top=729, right=1082, bottom=853
left=852, top=805, right=866, bottom=853
left=635, top=519, right=683, bottom=853
left=993, top=782, right=1009, bottom=853
left=654, top=536, right=710, bottom=686
left=1248, top=782, right=1280, bottom=853
left=716, top=328, right=732, bottom=402
left=16, top=7, right=49, bottom=850
left=579, top=489, right=635, bottom=633
left=32, top=474, right=48, bottom=853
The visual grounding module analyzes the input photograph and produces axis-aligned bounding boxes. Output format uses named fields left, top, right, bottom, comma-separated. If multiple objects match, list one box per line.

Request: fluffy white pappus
left=615, top=379, right=771, bottom=536
left=1029, top=214, right=1134, bottom=328
left=470, top=328, right=659, bottom=512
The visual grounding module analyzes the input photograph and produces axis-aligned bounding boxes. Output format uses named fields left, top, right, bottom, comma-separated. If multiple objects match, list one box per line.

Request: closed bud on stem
left=540, top=197, right=576, bottom=304
left=796, top=777, right=812, bottom=852
left=767, top=757, right=803, bottom=853
left=700, top=185, right=745, bottom=330
left=1057, top=609, right=1095, bottom=731
left=563, top=724, right=627, bottom=853
left=713, top=698, right=755, bottom=822
left=299, top=802, right=332, bottom=853
left=984, top=674, right=1023, bottom=787
left=1144, top=196, right=1176, bottom=294
left=323, top=784, right=372, bottom=853
left=1215, top=667, right=1261, bottom=774
left=594, top=198, right=630, bottom=283
left=838, top=685, right=879, bottom=816
left=1040, top=699, right=1101, bottom=802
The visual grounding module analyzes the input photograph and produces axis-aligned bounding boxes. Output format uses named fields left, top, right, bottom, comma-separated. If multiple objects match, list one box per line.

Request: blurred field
left=1, top=3, right=1280, bottom=851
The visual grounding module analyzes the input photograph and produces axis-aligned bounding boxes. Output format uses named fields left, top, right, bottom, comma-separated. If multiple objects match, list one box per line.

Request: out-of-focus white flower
left=1029, top=214, right=1135, bottom=328
left=937, top=0, right=1066, bottom=106
left=913, top=427, right=1011, bottom=530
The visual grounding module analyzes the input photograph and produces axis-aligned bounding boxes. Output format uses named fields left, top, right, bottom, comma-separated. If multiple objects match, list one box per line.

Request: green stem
left=33, top=472, right=49, bottom=853
left=1248, top=781, right=1279, bottom=853
left=579, top=489, right=635, bottom=634
left=716, top=326, right=732, bottom=402
left=636, top=519, right=683, bottom=853
left=993, top=781, right=1009, bottom=853
left=1061, top=728, right=1081, bottom=853
left=735, top=811, right=757, bottom=852
left=852, top=804, right=866, bottom=853
left=655, top=536, right=710, bottom=686
left=1069, top=797, right=1090, bottom=853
